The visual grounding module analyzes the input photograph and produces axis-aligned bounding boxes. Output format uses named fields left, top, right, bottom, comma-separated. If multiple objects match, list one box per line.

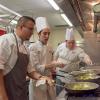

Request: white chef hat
left=36, top=17, right=50, bottom=33
left=65, top=28, right=75, bottom=40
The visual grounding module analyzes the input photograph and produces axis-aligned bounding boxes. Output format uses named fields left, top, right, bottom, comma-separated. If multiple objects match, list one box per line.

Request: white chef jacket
left=54, top=42, right=90, bottom=72
left=29, top=40, right=55, bottom=100
left=0, top=33, right=35, bottom=75
left=29, top=40, right=54, bottom=76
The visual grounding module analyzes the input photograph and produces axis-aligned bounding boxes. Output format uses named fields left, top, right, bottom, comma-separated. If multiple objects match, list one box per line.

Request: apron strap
left=12, top=33, right=29, bottom=59
left=13, top=33, right=19, bottom=55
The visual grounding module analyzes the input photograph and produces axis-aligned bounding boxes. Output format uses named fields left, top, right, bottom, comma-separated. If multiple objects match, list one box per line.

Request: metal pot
left=70, top=69, right=97, bottom=76
left=59, top=69, right=99, bottom=76
left=75, top=73, right=100, bottom=80
left=57, top=69, right=100, bottom=84
left=56, top=82, right=99, bottom=94
left=70, top=69, right=100, bottom=83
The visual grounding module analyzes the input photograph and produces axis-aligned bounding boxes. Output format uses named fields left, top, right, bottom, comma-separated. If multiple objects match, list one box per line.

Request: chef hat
left=36, top=17, right=50, bottom=33
left=65, top=28, right=75, bottom=40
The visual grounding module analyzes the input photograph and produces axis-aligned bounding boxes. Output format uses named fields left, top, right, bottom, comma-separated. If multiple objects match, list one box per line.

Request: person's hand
left=84, top=58, right=92, bottom=65
left=40, top=76, right=54, bottom=86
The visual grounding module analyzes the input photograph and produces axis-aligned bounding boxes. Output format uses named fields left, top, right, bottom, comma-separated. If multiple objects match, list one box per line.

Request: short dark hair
left=16, top=16, right=35, bottom=27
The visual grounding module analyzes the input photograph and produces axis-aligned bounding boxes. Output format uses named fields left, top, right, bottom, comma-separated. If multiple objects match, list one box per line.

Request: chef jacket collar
left=38, top=40, right=47, bottom=46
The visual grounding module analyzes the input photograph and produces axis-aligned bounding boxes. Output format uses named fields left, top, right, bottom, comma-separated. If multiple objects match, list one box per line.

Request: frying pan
left=70, top=69, right=100, bottom=76
left=70, top=70, right=100, bottom=83
left=59, top=69, right=100, bottom=82
left=56, top=82, right=99, bottom=94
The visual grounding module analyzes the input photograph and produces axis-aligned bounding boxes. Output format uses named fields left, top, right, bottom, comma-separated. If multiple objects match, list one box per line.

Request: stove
left=64, top=79, right=100, bottom=100
left=64, top=85, right=100, bottom=100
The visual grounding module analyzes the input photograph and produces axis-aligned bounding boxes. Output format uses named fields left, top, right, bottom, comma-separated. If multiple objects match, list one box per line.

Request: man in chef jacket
left=0, top=16, right=55, bottom=100
left=54, top=28, right=92, bottom=95
left=29, top=17, right=64, bottom=100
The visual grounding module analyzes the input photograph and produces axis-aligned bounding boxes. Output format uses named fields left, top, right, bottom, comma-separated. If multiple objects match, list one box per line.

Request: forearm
left=28, top=71, right=54, bottom=86
left=35, top=63, right=54, bottom=72
left=45, top=61, right=64, bottom=69
left=45, top=63, right=54, bottom=69
left=0, top=70, right=8, bottom=100
left=27, top=71, right=42, bottom=80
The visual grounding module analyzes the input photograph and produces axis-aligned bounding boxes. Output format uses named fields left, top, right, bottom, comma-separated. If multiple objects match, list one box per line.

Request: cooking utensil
left=56, top=82, right=99, bottom=94
left=75, top=73, right=100, bottom=80
left=56, top=74, right=65, bottom=78
left=58, top=70, right=100, bottom=83
left=59, top=69, right=96, bottom=75
left=59, top=70, right=79, bottom=76
left=70, top=69, right=100, bottom=82
left=59, top=70, right=68, bottom=73
left=70, top=69, right=98, bottom=76
left=65, top=82, right=99, bottom=90
left=59, top=70, right=72, bottom=75
left=56, top=73, right=75, bottom=83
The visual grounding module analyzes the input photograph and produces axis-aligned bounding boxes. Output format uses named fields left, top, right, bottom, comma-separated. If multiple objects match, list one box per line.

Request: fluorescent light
left=76, top=41, right=81, bottom=46
left=0, top=4, right=22, bottom=17
left=0, top=14, right=9, bottom=17
left=76, top=41, right=80, bottom=44
left=61, top=14, right=73, bottom=27
left=10, top=20, right=17, bottom=25
left=76, top=44, right=80, bottom=46
left=47, top=0, right=60, bottom=10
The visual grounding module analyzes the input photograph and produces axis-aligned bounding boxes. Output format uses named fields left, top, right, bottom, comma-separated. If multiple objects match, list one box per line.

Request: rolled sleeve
left=27, top=62, right=36, bottom=73
left=0, top=37, right=11, bottom=70
left=78, top=48, right=88, bottom=61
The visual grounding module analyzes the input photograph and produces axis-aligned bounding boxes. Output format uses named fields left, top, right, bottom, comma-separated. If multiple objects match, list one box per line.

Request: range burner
left=65, top=90, right=100, bottom=100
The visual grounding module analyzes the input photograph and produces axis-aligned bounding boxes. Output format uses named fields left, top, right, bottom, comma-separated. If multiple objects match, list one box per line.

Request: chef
left=0, top=16, right=54, bottom=100
left=54, top=28, right=92, bottom=95
left=29, top=17, right=64, bottom=100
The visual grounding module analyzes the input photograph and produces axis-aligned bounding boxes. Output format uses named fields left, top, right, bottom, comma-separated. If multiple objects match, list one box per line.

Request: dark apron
left=4, top=33, right=29, bottom=100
